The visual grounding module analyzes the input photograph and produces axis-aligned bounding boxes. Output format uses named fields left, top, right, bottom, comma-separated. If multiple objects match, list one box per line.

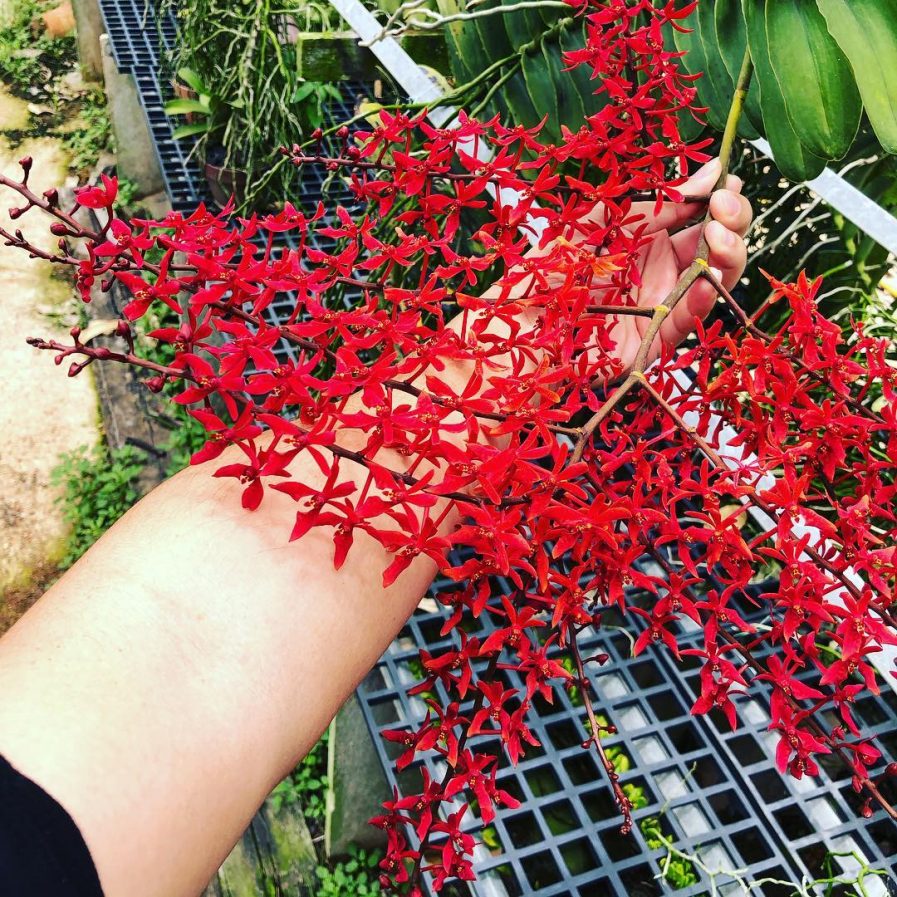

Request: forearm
left=0, top=159, right=749, bottom=896
left=0, top=272, right=527, bottom=896
left=0, top=420, right=448, bottom=897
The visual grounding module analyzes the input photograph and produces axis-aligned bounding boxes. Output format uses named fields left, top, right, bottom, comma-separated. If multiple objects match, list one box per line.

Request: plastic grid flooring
left=98, top=0, right=203, bottom=207
left=96, top=2, right=897, bottom=891
left=356, top=561, right=897, bottom=897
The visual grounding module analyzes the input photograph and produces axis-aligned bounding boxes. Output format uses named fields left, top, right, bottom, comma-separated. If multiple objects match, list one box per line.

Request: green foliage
left=740, top=2, right=825, bottom=181
left=436, top=0, right=897, bottom=180
left=591, top=718, right=699, bottom=889
left=51, top=444, right=146, bottom=569
left=292, top=80, right=344, bottom=135
left=114, top=177, right=140, bottom=211
left=269, top=731, right=329, bottom=818
left=435, top=0, right=593, bottom=145
left=674, top=0, right=897, bottom=179
left=164, top=67, right=245, bottom=143
left=762, top=1, right=860, bottom=159
left=480, top=824, right=502, bottom=852
left=640, top=816, right=700, bottom=890
left=315, top=845, right=381, bottom=897
left=0, top=0, right=75, bottom=96
left=61, top=89, right=113, bottom=175
left=814, top=0, right=897, bottom=154
left=161, top=0, right=346, bottom=208
left=159, top=415, right=208, bottom=478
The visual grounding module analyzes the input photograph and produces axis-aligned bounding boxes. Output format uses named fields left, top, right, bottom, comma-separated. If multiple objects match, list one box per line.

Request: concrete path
left=0, top=88, right=98, bottom=621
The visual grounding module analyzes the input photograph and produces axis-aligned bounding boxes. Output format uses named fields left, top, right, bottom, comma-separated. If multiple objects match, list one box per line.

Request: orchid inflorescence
left=2, top=0, right=896, bottom=891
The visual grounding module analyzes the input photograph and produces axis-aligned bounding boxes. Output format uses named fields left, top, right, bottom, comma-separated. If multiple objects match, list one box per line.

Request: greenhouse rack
left=97, top=0, right=370, bottom=360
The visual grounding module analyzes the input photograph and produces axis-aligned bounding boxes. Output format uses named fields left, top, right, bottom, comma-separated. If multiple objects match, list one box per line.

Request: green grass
left=0, top=0, right=75, bottom=97
left=51, top=444, right=146, bottom=569
left=61, top=88, right=113, bottom=175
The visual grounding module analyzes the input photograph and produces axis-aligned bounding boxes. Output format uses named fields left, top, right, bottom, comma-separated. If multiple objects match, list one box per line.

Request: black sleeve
left=0, top=754, right=104, bottom=897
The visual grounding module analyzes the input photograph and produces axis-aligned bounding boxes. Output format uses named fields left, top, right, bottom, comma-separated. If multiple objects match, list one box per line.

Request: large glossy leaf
left=557, top=22, right=610, bottom=126
left=520, top=47, right=560, bottom=140
left=815, top=0, right=897, bottom=154
left=433, top=0, right=478, bottom=86
left=671, top=9, right=728, bottom=132
left=694, top=0, right=759, bottom=139
left=164, top=97, right=209, bottom=116
left=433, top=0, right=896, bottom=186
left=742, top=0, right=826, bottom=181
left=171, top=121, right=210, bottom=139
left=764, top=0, right=861, bottom=159
left=713, top=0, right=763, bottom=134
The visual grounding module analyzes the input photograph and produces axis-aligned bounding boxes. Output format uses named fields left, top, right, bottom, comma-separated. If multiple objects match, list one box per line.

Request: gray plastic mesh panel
left=356, top=561, right=897, bottom=896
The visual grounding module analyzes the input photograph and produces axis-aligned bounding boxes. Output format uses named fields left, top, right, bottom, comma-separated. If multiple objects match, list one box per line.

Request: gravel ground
left=0, top=88, right=98, bottom=617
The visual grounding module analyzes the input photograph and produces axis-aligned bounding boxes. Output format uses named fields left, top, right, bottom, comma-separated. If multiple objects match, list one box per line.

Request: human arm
left=0, top=159, right=751, bottom=897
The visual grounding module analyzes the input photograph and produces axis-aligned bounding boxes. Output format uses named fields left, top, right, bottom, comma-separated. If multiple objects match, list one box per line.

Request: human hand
left=608, top=157, right=753, bottom=371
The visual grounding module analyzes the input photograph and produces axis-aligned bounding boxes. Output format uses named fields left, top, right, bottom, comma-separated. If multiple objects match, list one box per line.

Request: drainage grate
left=356, top=560, right=897, bottom=896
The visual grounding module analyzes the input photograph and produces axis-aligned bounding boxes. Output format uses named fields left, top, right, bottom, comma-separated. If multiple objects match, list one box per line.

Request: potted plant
left=170, top=66, right=200, bottom=123
left=164, top=68, right=248, bottom=208
left=160, top=0, right=446, bottom=212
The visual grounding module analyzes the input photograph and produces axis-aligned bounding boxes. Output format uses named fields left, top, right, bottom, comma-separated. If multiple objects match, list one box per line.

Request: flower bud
left=70, top=326, right=81, bottom=341
left=50, top=223, right=70, bottom=236
left=311, top=128, right=323, bottom=142
left=336, top=126, right=349, bottom=140
left=144, top=376, right=165, bottom=393
left=43, top=188, right=59, bottom=207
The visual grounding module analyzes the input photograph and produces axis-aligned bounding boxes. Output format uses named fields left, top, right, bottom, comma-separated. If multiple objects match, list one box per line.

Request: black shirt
left=0, top=755, right=104, bottom=896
